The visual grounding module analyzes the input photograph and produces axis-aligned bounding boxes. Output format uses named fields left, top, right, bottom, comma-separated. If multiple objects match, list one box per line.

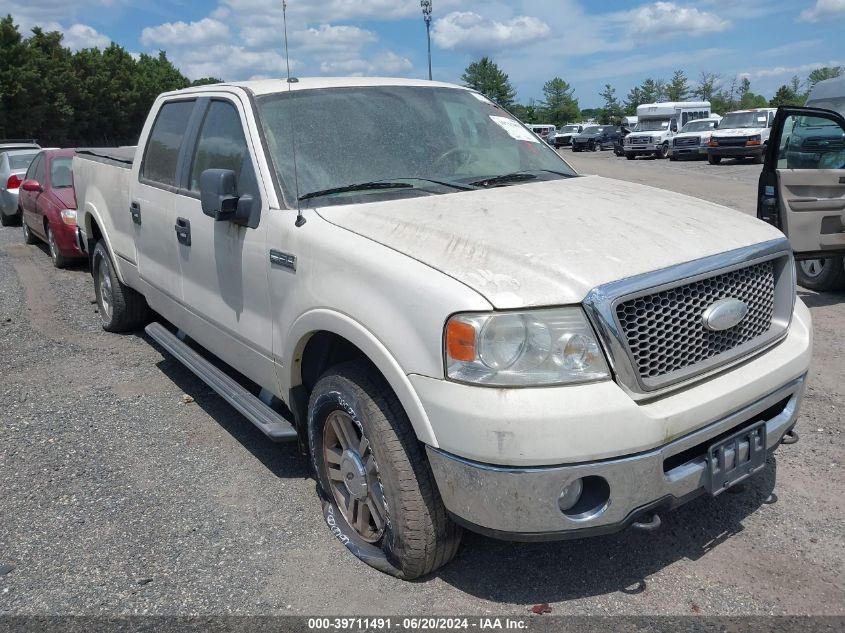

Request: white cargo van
left=624, top=101, right=711, bottom=159
left=708, top=108, right=777, bottom=165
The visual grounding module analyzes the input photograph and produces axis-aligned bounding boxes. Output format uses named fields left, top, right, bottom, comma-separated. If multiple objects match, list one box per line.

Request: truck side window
left=189, top=100, right=254, bottom=195
left=141, top=100, right=195, bottom=187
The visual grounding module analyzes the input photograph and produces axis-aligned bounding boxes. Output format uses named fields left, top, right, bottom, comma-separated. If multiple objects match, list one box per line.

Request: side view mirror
left=200, top=169, right=252, bottom=225
left=21, top=180, right=43, bottom=192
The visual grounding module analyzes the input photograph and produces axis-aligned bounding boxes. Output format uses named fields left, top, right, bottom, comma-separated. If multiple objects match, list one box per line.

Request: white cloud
left=141, top=18, right=230, bottom=48
left=290, top=24, right=378, bottom=53
left=319, top=51, right=412, bottom=76
left=175, top=44, right=295, bottom=80
left=739, top=60, right=844, bottom=80
left=63, top=23, right=111, bottom=50
left=431, top=11, right=551, bottom=51
left=618, top=1, right=731, bottom=39
left=799, top=0, right=845, bottom=22
left=223, top=0, right=462, bottom=22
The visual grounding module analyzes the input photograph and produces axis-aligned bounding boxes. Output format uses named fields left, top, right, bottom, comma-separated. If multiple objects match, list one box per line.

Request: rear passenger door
left=134, top=99, right=197, bottom=316
left=21, top=154, right=46, bottom=236
left=758, top=107, right=845, bottom=258
left=173, top=96, right=276, bottom=389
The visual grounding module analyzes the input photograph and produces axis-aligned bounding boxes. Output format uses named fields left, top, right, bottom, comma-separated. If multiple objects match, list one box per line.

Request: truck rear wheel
left=708, top=154, right=722, bottom=165
left=797, top=257, right=845, bottom=292
left=308, top=361, right=461, bottom=579
left=92, top=240, right=149, bottom=332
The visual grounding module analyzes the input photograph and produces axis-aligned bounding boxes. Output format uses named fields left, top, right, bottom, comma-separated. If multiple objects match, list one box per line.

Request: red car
left=19, top=149, right=84, bottom=268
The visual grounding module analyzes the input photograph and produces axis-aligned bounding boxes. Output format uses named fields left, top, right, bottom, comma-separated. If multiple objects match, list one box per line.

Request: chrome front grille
left=674, top=136, right=699, bottom=148
left=629, top=136, right=651, bottom=144
left=615, top=261, right=775, bottom=380
left=583, top=240, right=794, bottom=398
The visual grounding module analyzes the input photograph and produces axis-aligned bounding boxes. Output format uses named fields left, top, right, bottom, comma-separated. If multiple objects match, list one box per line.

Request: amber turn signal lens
left=446, top=319, right=477, bottom=362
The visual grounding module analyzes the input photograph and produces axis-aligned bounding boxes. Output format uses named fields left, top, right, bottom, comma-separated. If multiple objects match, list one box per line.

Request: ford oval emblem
left=702, top=298, right=749, bottom=331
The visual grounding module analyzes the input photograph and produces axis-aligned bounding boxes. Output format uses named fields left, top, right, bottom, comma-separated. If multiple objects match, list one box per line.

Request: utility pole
left=421, top=0, right=432, bottom=80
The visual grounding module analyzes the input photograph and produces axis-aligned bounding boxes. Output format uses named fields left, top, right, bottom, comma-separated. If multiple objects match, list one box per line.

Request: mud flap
left=317, top=484, right=406, bottom=578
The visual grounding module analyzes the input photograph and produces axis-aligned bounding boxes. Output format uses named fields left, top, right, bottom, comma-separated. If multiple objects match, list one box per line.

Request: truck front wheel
left=708, top=154, right=722, bottom=165
left=308, top=361, right=461, bottom=579
left=797, top=257, right=845, bottom=291
left=92, top=240, right=149, bottom=332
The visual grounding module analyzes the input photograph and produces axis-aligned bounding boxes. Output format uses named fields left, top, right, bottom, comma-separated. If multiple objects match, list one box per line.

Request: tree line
left=0, top=16, right=220, bottom=146
left=461, top=55, right=843, bottom=127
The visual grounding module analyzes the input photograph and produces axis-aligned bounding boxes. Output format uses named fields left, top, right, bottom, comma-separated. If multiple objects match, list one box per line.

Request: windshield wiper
left=395, top=177, right=476, bottom=191
left=299, top=181, right=412, bottom=201
left=468, top=172, right=538, bottom=187
left=468, top=169, right=572, bottom=188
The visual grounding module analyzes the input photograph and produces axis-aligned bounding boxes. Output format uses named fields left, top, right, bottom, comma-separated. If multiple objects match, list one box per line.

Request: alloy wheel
left=322, top=410, right=387, bottom=543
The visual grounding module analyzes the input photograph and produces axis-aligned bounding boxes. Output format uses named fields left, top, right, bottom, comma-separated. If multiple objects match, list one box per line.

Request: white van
left=624, top=101, right=712, bottom=159
left=707, top=108, right=777, bottom=165
left=528, top=124, right=556, bottom=143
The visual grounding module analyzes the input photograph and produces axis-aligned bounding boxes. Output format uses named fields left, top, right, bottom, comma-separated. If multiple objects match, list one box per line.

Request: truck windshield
left=720, top=112, right=769, bottom=129
left=681, top=120, right=717, bottom=132
left=256, top=86, right=575, bottom=206
left=636, top=119, right=670, bottom=131
left=561, top=125, right=580, bottom=133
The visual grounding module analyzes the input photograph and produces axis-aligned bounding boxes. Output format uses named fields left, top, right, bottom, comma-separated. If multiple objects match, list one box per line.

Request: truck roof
left=163, top=77, right=468, bottom=98
left=637, top=101, right=711, bottom=116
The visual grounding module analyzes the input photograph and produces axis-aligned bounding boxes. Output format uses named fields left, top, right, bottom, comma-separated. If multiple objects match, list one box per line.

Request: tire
left=47, top=224, right=69, bottom=269
left=308, top=361, right=461, bottom=579
left=22, top=218, right=37, bottom=244
left=0, top=209, right=20, bottom=226
left=753, top=150, right=765, bottom=164
left=669, top=155, right=677, bottom=162
left=92, top=240, right=149, bottom=332
left=658, top=143, right=669, bottom=159
left=592, top=142, right=600, bottom=152
left=708, top=154, right=722, bottom=165
left=626, top=154, right=635, bottom=160
left=796, top=257, right=845, bottom=292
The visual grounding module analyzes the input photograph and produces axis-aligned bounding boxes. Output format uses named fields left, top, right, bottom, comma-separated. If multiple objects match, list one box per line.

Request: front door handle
left=130, top=201, right=141, bottom=225
left=175, top=217, right=191, bottom=246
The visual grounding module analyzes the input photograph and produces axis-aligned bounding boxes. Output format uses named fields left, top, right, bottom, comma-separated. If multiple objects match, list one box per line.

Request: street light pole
left=421, top=0, right=432, bottom=80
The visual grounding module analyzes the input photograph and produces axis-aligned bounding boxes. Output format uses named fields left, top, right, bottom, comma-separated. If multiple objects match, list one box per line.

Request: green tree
left=808, top=66, right=841, bottom=88
left=540, top=77, right=580, bottom=126
left=693, top=71, right=721, bottom=102
left=623, top=85, right=644, bottom=115
left=769, top=83, right=804, bottom=107
left=738, top=77, right=768, bottom=109
left=666, top=69, right=689, bottom=101
left=461, top=56, right=516, bottom=108
left=639, top=78, right=658, bottom=103
left=598, top=83, right=623, bottom=124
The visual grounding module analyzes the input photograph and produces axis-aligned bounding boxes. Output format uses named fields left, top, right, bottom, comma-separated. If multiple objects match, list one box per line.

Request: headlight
left=60, top=209, right=77, bottom=225
left=746, top=134, right=762, bottom=146
left=445, top=308, right=610, bottom=386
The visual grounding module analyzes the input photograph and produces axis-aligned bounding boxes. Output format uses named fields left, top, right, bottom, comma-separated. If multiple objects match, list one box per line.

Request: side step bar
left=145, top=322, right=298, bottom=442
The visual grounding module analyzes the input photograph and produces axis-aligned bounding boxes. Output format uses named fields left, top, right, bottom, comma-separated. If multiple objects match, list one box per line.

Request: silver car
left=1, top=143, right=41, bottom=226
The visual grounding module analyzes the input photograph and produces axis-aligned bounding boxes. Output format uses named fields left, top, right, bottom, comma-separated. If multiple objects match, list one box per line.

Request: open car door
left=758, top=106, right=845, bottom=291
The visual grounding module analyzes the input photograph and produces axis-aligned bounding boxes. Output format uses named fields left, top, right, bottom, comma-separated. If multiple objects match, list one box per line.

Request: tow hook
left=781, top=429, right=799, bottom=445
left=631, top=513, right=662, bottom=532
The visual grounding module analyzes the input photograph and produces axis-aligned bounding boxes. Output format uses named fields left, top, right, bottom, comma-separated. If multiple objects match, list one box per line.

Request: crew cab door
left=758, top=107, right=845, bottom=259
left=133, top=99, right=198, bottom=310
left=171, top=96, right=276, bottom=390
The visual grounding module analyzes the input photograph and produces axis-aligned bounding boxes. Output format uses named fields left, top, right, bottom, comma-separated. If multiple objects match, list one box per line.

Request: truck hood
left=316, top=175, right=784, bottom=309
left=673, top=131, right=710, bottom=140
left=713, top=127, right=766, bottom=138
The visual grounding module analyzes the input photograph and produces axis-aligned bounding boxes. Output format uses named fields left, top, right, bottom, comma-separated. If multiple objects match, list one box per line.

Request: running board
left=145, top=322, right=298, bottom=442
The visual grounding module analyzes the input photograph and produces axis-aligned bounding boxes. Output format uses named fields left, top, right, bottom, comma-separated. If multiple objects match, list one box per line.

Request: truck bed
left=73, top=147, right=138, bottom=277
left=75, top=146, right=137, bottom=168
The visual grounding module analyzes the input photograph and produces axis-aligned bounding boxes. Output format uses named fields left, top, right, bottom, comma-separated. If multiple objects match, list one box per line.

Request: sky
left=2, top=0, right=844, bottom=108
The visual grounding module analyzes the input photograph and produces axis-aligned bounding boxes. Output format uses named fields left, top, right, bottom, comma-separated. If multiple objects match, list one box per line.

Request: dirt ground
left=1, top=150, right=843, bottom=616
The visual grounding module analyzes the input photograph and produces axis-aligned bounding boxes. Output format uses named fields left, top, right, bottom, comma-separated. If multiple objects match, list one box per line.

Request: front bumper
left=625, top=144, right=661, bottom=155
left=669, top=146, right=707, bottom=158
left=427, top=375, right=804, bottom=540
left=709, top=145, right=764, bottom=158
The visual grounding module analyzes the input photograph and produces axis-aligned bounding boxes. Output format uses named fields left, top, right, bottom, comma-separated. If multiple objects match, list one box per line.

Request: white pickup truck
left=74, top=78, right=812, bottom=579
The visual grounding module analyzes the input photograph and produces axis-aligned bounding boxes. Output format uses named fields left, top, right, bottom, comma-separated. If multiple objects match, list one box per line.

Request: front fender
left=284, top=308, right=439, bottom=447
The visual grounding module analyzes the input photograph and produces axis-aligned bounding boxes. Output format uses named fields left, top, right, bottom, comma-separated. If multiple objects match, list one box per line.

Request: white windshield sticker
left=490, top=116, right=541, bottom=143
left=757, top=116, right=767, bottom=123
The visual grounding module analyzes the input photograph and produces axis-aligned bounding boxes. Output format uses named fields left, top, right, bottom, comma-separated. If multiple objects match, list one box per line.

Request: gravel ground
left=1, top=154, right=843, bottom=616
